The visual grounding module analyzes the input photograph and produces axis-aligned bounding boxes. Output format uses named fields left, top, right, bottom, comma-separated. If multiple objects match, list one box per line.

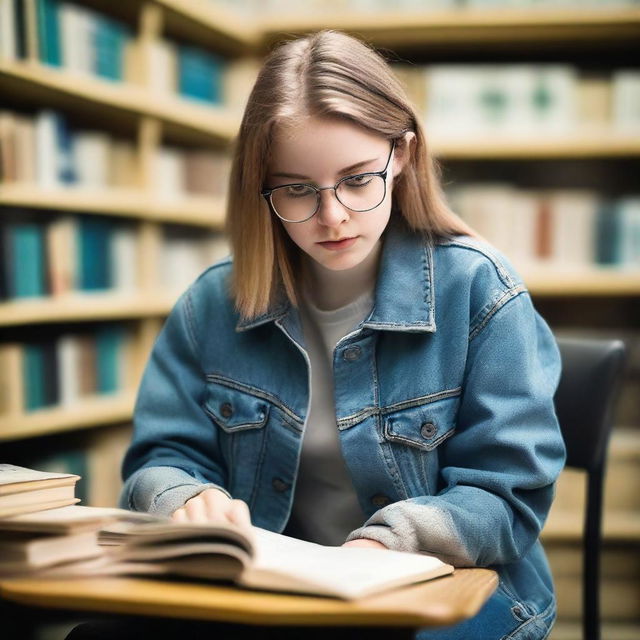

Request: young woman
left=120, top=30, right=565, bottom=639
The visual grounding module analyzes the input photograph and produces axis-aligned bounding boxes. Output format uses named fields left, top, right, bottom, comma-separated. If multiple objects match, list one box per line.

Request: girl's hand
left=171, top=488, right=252, bottom=532
left=342, top=538, right=387, bottom=550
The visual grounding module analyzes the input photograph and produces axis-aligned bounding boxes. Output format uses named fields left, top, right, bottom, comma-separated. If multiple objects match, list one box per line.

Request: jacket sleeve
left=119, top=289, right=230, bottom=516
left=346, top=291, right=566, bottom=567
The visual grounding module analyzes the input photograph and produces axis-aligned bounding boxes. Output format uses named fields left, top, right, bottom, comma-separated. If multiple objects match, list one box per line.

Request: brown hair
left=226, top=29, right=473, bottom=322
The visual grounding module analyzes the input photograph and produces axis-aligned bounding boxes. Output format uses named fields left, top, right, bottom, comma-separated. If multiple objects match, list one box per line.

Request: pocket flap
left=204, top=383, right=270, bottom=433
left=384, top=393, right=459, bottom=451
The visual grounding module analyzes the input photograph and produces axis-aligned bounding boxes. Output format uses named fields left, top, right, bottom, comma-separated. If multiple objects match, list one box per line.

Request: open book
left=1, top=505, right=454, bottom=599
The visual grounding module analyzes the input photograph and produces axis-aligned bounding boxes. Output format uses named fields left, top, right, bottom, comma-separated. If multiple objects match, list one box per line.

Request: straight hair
left=226, top=29, right=474, bottom=322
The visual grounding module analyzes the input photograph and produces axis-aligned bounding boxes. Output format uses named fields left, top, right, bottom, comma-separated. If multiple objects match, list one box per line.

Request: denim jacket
left=120, top=222, right=565, bottom=639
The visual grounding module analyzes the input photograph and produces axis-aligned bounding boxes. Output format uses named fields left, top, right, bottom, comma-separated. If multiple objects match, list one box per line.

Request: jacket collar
left=236, top=221, right=436, bottom=334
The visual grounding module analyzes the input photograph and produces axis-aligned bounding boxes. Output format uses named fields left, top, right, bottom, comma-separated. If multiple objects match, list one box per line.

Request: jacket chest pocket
left=381, top=392, right=460, bottom=497
left=203, top=382, right=270, bottom=504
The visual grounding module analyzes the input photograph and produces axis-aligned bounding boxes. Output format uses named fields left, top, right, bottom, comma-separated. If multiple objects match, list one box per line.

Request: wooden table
left=0, top=568, right=498, bottom=639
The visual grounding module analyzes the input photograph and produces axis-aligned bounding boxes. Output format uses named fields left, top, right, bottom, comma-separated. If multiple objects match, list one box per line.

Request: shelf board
left=432, top=134, right=640, bottom=160
left=542, top=511, right=640, bottom=542
left=0, top=62, right=240, bottom=142
left=0, top=392, right=136, bottom=441
left=0, top=294, right=177, bottom=326
left=0, top=185, right=226, bottom=228
left=153, top=0, right=260, bottom=54
left=260, top=7, right=640, bottom=51
left=523, top=269, right=640, bottom=297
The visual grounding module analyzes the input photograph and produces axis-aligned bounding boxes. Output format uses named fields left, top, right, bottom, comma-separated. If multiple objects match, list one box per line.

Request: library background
left=0, top=0, right=638, bottom=638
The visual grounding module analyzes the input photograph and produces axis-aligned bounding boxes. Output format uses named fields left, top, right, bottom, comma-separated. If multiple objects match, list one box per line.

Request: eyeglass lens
left=270, top=174, right=386, bottom=222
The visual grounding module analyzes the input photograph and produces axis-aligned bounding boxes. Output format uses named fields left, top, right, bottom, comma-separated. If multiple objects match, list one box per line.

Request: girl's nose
left=316, top=189, right=349, bottom=227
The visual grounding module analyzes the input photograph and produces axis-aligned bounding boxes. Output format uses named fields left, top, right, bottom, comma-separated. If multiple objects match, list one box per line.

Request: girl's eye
left=284, top=184, right=315, bottom=198
left=343, top=174, right=373, bottom=188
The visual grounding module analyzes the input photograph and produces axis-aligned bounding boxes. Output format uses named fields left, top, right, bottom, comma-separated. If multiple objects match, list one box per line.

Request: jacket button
left=343, top=345, right=362, bottom=362
left=421, top=422, right=437, bottom=438
left=272, top=477, right=290, bottom=493
left=220, top=403, right=233, bottom=419
left=371, top=493, right=391, bottom=508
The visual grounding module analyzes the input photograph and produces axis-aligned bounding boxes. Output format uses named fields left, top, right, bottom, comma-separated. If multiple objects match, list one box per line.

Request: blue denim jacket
left=120, top=222, right=565, bottom=640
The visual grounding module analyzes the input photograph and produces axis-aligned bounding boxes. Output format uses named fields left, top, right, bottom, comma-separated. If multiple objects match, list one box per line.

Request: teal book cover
left=23, top=344, right=45, bottom=411
left=11, top=222, right=47, bottom=298
left=36, top=0, right=61, bottom=66
left=93, top=14, right=128, bottom=81
left=177, top=45, right=224, bottom=104
left=77, top=217, right=113, bottom=290
left=95, top=325, right=124, bottom=394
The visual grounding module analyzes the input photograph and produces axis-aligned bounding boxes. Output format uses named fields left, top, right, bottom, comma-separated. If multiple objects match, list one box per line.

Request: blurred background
left=0, top=1, right=638, bottom=638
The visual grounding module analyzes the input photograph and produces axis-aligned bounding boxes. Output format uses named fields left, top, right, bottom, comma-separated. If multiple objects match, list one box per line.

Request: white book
left=0, top=0, right=16, bottom=61
left=548, top=191, right=598, bottom=267
left=59, top=2, right=92, bottom=75
left=426, top=66, right=481, bottom=138
left=57, top=334, right=81, bottom=408
left=148, top=39, right=177, bottom=95
left=527, top=65, right=577, bottom=136
left=74, top=131, right=111, bottom=189
left=510, top=190, right=540, bottom=267
left=34, top=110, right=59, bottom=188
left=612, top=69, right=640, bottom=134
left=111, top=225, right=138, bottom=293
left=154, top=147, right=185, bottom=199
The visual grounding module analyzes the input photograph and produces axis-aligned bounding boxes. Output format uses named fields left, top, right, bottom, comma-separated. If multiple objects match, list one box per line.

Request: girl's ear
left=393, top=131, right=417, bottom=178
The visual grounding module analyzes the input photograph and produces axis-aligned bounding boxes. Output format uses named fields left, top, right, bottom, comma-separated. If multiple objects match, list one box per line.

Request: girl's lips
left=318, top=237, right=358, bottom=251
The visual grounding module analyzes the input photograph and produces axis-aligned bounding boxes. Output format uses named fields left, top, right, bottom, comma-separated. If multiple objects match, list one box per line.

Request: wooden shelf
left=0, top=62, right=240, bottom=142
left=523, top=269, right=640, bottom=297
left=542, top=512, right=640, bottom=542
left=0, top=185, right=226, bottom=228
left=0, top=294, right=177, bottom=326
left=431, top=134, right=640, bottom=160
left=0, top=391, right=136, bottom=441
left=260, top=7, right=640, bottom=51
left=153, top=0, right=260, bottom=54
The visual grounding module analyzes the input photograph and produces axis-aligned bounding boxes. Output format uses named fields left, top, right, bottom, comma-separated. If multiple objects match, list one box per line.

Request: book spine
left=10, top=220, right=47, bottom=298
left=77, top=217, right=113, bottom=291
left=35, top=0, right=61, bottom=66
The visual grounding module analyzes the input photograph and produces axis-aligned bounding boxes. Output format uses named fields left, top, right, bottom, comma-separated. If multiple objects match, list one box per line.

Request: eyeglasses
left=261, top=141, right=395, bottom=224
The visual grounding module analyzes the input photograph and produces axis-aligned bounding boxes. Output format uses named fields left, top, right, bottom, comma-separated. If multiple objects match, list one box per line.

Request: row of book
left=0, top=109, right=232, bottom=195
left=448, top=187, right=640, bottom=269
left=0, top=0, right=133, bottom=81
left=252, top=0, right=640, bottom=11
left=0, top=211, right=230, bottom=301
left=0, top=324, right=135, bottom=414
left=0, top=1, right=229, bottom=106
left=393, top=65, right=640, bottom=137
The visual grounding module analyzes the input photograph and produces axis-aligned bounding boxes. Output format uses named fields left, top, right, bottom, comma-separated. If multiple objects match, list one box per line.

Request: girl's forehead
left=269, top=118, right=388, bottom=173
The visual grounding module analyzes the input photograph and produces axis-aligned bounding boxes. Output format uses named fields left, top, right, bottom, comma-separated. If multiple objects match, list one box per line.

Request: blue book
left=177, top=45, right=224, bottom=104
left=77, top=217, right=113, bottom=291
left=595, top=203, right=622, bottom=266
left=95, top=326, right=124, bottom=394
left=36, top=0, right=61, bottom=66
left=23, top=344, right=45, bottom=411
left=52, top=111, right=76, bottom=184
left=93, top=15, right=128, bottom=81
left=10, top=222, right=47, bottom=298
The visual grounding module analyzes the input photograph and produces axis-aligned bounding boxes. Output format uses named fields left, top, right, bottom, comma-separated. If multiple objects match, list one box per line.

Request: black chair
left=553, top=337, right=627, bottom=640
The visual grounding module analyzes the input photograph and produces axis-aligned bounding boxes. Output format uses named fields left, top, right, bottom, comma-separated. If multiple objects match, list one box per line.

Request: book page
left=0, top=464, right=78, bottom=493
left=241, top=528, right=454, bottom=599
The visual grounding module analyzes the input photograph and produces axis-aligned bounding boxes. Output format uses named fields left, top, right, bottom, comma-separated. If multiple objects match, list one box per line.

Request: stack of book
left=0, top=465, right=454, bottom=599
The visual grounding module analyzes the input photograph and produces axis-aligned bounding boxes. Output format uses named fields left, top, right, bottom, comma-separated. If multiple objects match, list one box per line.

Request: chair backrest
left=554, top=338, right=627, bottom=473
left=553, top=337, right=627, bottom=640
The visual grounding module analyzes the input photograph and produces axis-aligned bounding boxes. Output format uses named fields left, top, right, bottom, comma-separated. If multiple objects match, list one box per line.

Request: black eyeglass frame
left=261, top=140, right=396, bottom=224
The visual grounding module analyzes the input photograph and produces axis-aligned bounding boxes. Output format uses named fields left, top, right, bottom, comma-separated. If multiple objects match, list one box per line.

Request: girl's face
left=266, top=117, right=406, bottom=273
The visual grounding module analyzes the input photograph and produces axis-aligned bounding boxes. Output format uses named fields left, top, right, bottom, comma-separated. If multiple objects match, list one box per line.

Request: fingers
left=171, top=488, right=252, bottom=531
